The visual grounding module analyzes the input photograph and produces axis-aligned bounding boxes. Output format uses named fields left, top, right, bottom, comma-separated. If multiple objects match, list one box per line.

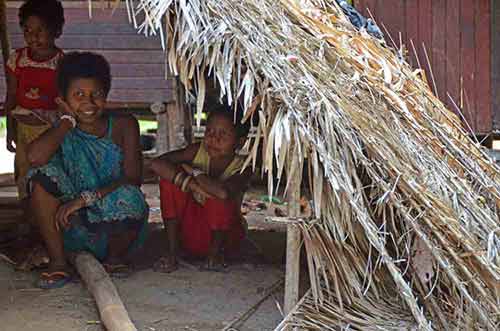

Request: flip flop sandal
left=37, top=271, right=72, bottom=289
left=103, top=263, right=132, bottom=279
left=153, top=257, right=178, bottom=273
left=199, top=261, right=229, bottom=273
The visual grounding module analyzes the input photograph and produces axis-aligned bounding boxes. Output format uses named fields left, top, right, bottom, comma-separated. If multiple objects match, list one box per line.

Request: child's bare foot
left=201, top=254, right=228, bottom=272
left=102, top=260, right=132, bottom=278
left=153, top=256, right=178, bottom=273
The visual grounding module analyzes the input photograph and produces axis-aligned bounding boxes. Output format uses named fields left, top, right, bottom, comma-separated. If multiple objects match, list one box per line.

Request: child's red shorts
left=159, top=179, right=245, bottom=257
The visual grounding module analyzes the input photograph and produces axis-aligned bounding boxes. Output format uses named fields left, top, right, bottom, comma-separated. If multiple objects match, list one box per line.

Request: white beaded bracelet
left=60, top=115, right=77, bottom=128
left=80, top=190, right=101, bottom=206
left=191, top=168, right=205, bottom=177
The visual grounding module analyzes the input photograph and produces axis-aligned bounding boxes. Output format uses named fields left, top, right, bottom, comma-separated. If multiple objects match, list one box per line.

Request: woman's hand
left=55, top=97, right=77, bottom=118
left=180, top=163, right=194, bottom=175
left=6, top=116, right=16, bottom=153
left=55, top=198, right=85, bottom=231
left=188, top=180, right=214, bottom=204
left=6, top=130, right=16, bottom=153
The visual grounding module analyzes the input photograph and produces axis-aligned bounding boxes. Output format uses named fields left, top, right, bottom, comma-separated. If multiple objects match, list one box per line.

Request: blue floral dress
left=27, top=116, right=148, bottom=260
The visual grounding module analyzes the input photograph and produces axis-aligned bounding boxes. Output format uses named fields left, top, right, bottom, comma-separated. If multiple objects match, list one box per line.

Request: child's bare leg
left=166, top=219, right=179, bottom=267
left=154, top=218, right=179, bottom=273
left=30, top=182, right=66, bottom=271
left=208, top=230, right=227, bottom=268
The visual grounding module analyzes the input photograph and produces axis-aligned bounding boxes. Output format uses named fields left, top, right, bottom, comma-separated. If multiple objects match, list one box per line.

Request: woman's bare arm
left=198, top=167, right=252, bottom=200
left=4, top=71, right=17, bottom=152
left=150, top=143, right=199, bottom=182
left=27, top=98, right=77, bottom=166
left=118, top=115, right=143, bottom=186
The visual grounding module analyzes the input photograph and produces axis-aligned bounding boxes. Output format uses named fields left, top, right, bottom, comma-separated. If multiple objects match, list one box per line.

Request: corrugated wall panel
left=0, top=4, right=174, bottom=106
left=356, top=0, right=492, bottom=135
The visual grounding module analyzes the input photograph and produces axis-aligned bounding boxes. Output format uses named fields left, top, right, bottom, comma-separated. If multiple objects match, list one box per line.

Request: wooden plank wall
left=0, top=1, right=175, bottom=106
left=355, top=0, right=492, bottom=135
left=492, top=1, right=500, bottom=131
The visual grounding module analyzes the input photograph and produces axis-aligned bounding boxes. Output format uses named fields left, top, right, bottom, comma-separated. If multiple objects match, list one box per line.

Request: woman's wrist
left=80, top=190, right=103, bottom=207
left=173, top=170, right=188, bottom=186
left=181, top=175, right=193, bottom=192
left=60, top=115, right=77, bottom=128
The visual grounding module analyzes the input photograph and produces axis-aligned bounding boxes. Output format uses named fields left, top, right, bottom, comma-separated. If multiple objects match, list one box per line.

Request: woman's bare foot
left=37, top=262, right=72, bottom=289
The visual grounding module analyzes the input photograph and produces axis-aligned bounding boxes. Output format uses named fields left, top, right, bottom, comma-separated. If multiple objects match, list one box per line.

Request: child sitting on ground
left=151, top=106, right=252, bottom=272
left=27, top=52, right=149, bottom=288
left=4, top=0, right=65, bottom=200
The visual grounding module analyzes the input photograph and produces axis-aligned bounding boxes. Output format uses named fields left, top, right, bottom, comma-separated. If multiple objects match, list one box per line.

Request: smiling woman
left=25, top=52, right=149, bottom=289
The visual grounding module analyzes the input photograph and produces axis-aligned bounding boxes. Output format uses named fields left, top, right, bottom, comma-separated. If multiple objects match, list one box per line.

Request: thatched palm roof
left=123, top=0, right=498, bottom=329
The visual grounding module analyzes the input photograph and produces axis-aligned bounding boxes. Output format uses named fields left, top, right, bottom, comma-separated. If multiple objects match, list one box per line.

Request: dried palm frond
left=112, top=0, right=499, bottom=329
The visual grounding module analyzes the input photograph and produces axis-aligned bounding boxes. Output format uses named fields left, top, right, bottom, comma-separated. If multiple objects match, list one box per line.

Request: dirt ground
left=0, top=134, right=301, bottom=331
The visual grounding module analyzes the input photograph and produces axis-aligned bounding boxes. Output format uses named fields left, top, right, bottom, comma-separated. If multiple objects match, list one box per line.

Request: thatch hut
left=126, top=0, right=499, bottom=329
left=1, top=0, right=499, bottom=330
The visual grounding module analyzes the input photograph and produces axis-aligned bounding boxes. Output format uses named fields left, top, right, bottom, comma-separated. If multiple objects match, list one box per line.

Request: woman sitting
left=151, top=106, right=252, bottom=272
left=27, top=52, right=149, bottom=288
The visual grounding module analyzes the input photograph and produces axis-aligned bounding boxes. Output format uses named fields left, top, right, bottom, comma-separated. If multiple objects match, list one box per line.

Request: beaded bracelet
left=60, top=115, right=77, bottom=128
left=80, top=190, right=101, bottom=207
left=173, top=171, right=185, bottom=186
left=181, top=175, right=193, bottom=192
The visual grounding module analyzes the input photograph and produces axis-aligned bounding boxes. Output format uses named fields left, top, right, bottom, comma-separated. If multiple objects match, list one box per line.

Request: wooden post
left=492, top=0, right=500, bottom=131
left=0, top=0, right=10, bottom=65
left=156, top=106, right=169, bottom=155
left=74, top=252, right=137, bottom=331
left=156, top=78, right=188, bottom=155
left=283, top=157, right=302, bottom=314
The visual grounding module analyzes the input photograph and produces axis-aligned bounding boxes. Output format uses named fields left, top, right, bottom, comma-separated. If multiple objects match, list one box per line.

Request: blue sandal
left=37, top=271, right=72, bottom=289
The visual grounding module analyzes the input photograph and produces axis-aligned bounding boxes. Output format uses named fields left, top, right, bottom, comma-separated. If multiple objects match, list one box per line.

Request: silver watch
left=191, top=168, right=205, bottom=177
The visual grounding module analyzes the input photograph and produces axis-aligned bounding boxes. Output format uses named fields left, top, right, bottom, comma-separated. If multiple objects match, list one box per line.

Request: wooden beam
left=0, top=0, right=10, bottom=66
left=274, top=289, right=310, bottom=331
left=283, top=155, right=302, bottom=314
left=491, top=0, right=500, bottom=131
left=156, top=79, right=188, bottom=155
left=74, top=252, right=137, bottom=331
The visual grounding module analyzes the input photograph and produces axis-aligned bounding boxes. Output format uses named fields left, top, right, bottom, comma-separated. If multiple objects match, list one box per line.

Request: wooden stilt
left=156, top=105, right=169, bottom=155
left=0, top=0, right=10, bottom=66
left=156, top=78, right=188, bottom=155
left=283, top=159, right=302, bottom=314
left=74, top=252, right=137, bottom=331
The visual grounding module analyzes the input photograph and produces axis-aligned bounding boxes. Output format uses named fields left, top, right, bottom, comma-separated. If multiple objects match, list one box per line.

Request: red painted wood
left=108, top=89, right=174, bottom=103
left=354, top=0, right=492, bottom=134
left=9, top=35, right=161, bottom=50
left=445, top=0, right=461, bottom=116
left=475, top=0, right=492, bottom=133
left=431, top=0, right=446, bottom=100
left=355, top=0, right=368, bottom=17
left=358, top=0, right=377, bottom=19
left=418, top=0, right=433, bottom=89
left=460, top=0, right=477, bottom=129
left=7, top=8, right=135, bottom=23
left=9, top=22, right=153, bottom=35
left=1, top=6, right=166, bottom=105
left=0, top=77, right=174, bottom=90
left=90, top=50, right=165, bottom=64
left=405, top=0, right=419, bottom=69
left=381, top=0, right=405, bottom=50
left=492, top=0, right=500, bottom=131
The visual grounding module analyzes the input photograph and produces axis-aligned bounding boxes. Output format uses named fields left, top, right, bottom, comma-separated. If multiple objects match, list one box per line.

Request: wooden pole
left=156, top=78, right=189, bottom=155
left=0, top=0, right=10, bottom=66
left=283, top=153, right=302, bottom=314
left=74, top=252, right=137, bottom=331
